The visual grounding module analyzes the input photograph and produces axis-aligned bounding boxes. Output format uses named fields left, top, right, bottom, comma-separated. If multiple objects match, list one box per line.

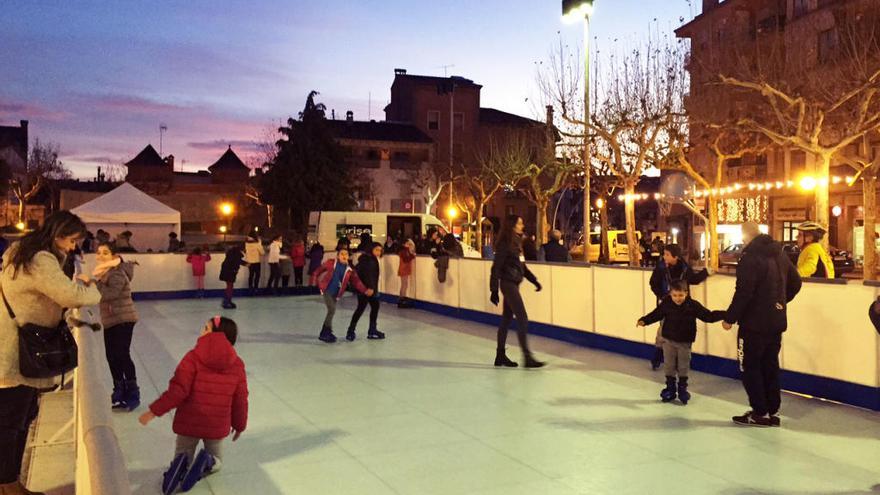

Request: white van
left=307, top=211, right=480, bottom=257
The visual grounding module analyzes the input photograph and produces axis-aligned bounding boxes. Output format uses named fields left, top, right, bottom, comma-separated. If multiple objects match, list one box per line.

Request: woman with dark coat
left=307, top=242, right=325, bottom=283
left=346, top=242, right=385, bottom=341
left=219, top=244, right=246, bottom=309
left=489, top=215, right=544, bottom=368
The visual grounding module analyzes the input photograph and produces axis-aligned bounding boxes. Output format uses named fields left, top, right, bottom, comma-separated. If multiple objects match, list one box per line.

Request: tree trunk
left=476, top=202, right=485, bottom=252
left=624, top=182, right=639, bottom=267
left=599, top=199, right=610, bottom=264
left=707, top=195, right=720, bottom=271
left=536, top=198, right=550, bottom=245
left=864, top=175, right=877, bottom=280
left=815, top=154, right=831, bottom=252
left=16, top=196, right=24, bottom=224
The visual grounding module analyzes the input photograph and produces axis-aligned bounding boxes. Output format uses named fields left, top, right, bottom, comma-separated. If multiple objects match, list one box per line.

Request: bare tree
left=539, top=33, right=684, bottom=265
left=715, top=5, right=880, bottom=269
left=404, top=165, right=447, bottom=215
left=11, top=139, right=70, bottom=222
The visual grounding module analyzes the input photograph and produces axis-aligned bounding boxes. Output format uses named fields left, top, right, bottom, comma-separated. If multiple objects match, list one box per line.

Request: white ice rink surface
left=109, top=295, right=880, bottom=495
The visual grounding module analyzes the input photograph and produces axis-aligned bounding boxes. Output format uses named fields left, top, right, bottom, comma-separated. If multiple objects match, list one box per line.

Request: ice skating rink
left=115, top=295, right=880, bottom=495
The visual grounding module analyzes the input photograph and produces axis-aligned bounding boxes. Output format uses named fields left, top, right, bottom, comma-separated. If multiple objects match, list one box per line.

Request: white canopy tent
left=71, top=183, right=181, bottom=252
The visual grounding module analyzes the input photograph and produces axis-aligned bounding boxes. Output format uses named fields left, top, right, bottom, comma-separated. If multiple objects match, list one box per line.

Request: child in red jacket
left=139, top=316, right=248, bottom=494
left=310, top=247, right=374, bottom=343
left=185, top=246, right=211, bottom=297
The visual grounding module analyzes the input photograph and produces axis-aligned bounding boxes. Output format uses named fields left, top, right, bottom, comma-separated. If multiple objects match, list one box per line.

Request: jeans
left=496, top=280, right=531, bottom=355
left=104, top=322, right=137, bottom=383
left=662, top=339, right=692, bottom=378
left=175, top=435, right=223, bottom=472
left=267, top=263, right=281, bottom=289
left=248, top=264, right=261, bottom=290
left=349, top=294, right=379, bottom=332
left=322, top=293, right=337, bottom=329
left=0, top=386, right=39, bottom=483
left=738, top=330, right=782, bottom=416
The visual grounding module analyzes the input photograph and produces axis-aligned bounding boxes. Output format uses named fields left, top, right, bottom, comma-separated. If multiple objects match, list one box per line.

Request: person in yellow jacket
left=796, top=222, right=834, bottom=279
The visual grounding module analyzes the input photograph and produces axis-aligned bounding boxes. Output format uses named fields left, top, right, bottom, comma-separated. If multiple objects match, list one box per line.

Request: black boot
left=367, top=328, right=385, bottom=340
left=660, top=376, right=677, bottom=403
left=677, top=376, right=691, bottom=405
left=319, top=326, right=337, bottom=343
left=123, top=379, right=140, bottom=411
left=650, top=347, right=664, bottom=371
left=346, top=328, right=356, bottom=341
left=494, top=348, right=518, bottom=367
left=523, top=353, right=545, bottom=369
left=111, top=380, right=125, bottom=409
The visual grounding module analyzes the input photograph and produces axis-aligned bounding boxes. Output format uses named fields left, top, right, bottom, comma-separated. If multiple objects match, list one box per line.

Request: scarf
left=92, top=257, right=121, bottom=280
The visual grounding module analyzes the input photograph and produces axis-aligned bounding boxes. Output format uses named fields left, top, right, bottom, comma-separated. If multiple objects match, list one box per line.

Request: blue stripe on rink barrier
left=132, top=286, right=319, bottom=301
left=378, top=293, right=880, bottom=411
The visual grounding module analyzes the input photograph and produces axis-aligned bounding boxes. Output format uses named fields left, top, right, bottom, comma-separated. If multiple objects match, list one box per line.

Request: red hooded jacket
left=310, top=259, right=369, bottom=299
left=149, top=332, right=248, bottom=440
left=290, top=243, right=306, bottom=268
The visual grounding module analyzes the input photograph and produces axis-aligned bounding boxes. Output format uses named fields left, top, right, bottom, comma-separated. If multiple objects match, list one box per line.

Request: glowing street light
left=219, top=225, right=228, bottom=242
left=595, top=197, right=604, bottom=209
left=220, top=202, right=234, bottom=216
left=832, top=205, right=842, bottom=217
left=15, top=222, right=25, bottom=231
left=561, top=0, right=595, bottom=262
left=799, top=176, right=818, bottom=192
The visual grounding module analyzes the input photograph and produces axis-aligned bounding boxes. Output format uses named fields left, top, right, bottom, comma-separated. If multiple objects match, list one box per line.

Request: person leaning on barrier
left=0, top=211, right=101, bottom=495
left=795, top=222, right=834, bottom=279
left=539, top=230, right=571, bottom=263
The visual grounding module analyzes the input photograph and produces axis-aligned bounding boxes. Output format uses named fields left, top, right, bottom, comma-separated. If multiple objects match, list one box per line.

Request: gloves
left=533, top=281, right=542, bottom=292
left=490, top=291, right=499, bottom=306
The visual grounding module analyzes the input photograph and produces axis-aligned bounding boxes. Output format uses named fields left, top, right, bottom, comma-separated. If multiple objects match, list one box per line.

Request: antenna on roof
left=438, top=64, right=455, bottom=77
left=159, top=123, right=168, bottom=156
left=369, top=92, right=372, bottom=120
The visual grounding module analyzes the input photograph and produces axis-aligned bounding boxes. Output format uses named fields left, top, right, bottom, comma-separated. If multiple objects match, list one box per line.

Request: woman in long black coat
left=220, top=244, right=246, bottom=309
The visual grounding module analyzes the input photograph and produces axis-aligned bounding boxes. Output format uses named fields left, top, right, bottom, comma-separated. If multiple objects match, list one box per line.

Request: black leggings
left=0, top=386, right=38, bottom=483
left=104, top=322, right=136, bottom=383
left=267, top=263, right=281, bottom=289
left=739, top=330, right=782, bottom=416
left=349, top=294, right=380, bottom=331
left=248, top=264, right=261, bottom=289
left=294, top=266, right=304, bottom=286
left=496, top=280, right=531, bottom=355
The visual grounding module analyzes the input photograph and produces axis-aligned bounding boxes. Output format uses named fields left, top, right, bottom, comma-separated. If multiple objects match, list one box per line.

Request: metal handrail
left=72, top=309, right=132, bottom=495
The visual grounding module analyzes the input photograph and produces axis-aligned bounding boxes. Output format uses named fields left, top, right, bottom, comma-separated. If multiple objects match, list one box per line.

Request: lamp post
left=446, top=205, right=458, bottom=234
left=563, top=0, right=594, bottom=263
left=219, top=202, right=234, bottom=243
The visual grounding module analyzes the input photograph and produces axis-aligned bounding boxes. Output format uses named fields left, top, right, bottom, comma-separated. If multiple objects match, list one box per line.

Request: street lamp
left=446, top=205, right=458, bottom=232
left=220, top=202, right=234, bottom=216
left=15, top=222, right=25, bottom=231
left=219, top=225, right=228, bottom=243
left=562, top=0, right=595, bottom=262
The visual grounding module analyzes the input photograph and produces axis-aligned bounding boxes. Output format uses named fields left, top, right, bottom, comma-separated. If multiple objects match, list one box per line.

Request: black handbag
left=1, top=283, right=78, bottom=378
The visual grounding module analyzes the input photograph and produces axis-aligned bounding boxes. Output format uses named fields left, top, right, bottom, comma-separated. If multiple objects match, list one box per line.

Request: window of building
left=782, top=221, right=801, bottom=243
left=453, top=112, right=464, bottom=131
left=427, top=111, right=440, bottom=131
left=793, top=0, right=809, bottom=18
left=818, top=28, right=838, bottom=64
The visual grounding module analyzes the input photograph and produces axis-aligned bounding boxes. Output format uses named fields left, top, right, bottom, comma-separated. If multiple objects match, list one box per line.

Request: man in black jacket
left=347, top=243, right=385, bottom=341
left=723, top=221, right=801, bottom=427
left=540, top=230, right=571, bottom=263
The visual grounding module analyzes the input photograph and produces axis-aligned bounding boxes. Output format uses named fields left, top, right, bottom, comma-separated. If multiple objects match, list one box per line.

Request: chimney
left=164, top=154, right=175, bottom=170
left=346, top=111, right=354, bottom=122
left=546, top=105, right=554, bottom=125
left=331, top=109, right=336, bottom=120
left=394, top=68, right=407, bottom=75
left=702, top=0, right=718, bottom=13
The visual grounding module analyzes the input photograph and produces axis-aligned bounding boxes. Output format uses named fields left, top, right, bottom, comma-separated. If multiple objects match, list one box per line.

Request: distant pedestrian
left=94, top=241, right=140, bottom=411
left=186, top=247, right=211, bottom=297
left=81, top=231, right=95, bottom=253
left=280, top=253, right=292, bottom=290
left=168, top=232, right=182, bottom=253
left=116, top=230, right=136, bottom=253
left=638, top=280, right=725, bottom=405
left=489, top=215, right=544, bottom=368
left=219, top=244, right=246, bottom=309
left=539, top=230, right=571, bottom=263
left=384, top=236, right=399, bottom=255
left=139, top=316, right=248, bottom=494
left=244, top=234, right=264, bottom=294
left=307, top=241, right=325, bottom=284
left=347, top=242, right=385, bottom=341
left=397, top=239, right=416, bottom=308
left=266, top=235, right=282, bottom=294
left=311, top=247, right=373, bottom=343
left=290, top=238, right=306, bottom=286
left=522, top=234, right=538, bottom=261
left=722, top=222, right=801, bottom=427
left=442, top=233, right=464, bottom=257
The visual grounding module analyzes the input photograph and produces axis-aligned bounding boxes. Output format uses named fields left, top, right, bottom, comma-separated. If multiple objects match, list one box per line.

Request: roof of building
left=392, top=72, right=481, bottom=89
left=125, top=144, right=166, bottom=168
left=173, top=170, right=213, bottom=184
left=55, top=179, right=119, bottom=193
left=0, top=121, right=28, bottom=160
left=675, top=0, right=745, bottom=37
left=208, top=146, right=249, bottom=172
left=327, top=120, right=433, bottom=144
left=479, top=108, right=546, bottom=127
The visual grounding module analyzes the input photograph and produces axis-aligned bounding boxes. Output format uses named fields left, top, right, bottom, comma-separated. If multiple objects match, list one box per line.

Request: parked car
left=782, top=242, right=854, bottom=278
left=720, top=241, right=853, bottom=277
left=570, top=230, right=642, bottom=264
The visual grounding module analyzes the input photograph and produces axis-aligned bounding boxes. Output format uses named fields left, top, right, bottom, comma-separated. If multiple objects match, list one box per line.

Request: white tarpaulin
left=72, top=183, right=181, bottom=252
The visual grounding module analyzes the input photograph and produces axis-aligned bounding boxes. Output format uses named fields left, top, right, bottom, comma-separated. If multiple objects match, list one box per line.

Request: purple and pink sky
left=0, top=0, right=694, bottom=178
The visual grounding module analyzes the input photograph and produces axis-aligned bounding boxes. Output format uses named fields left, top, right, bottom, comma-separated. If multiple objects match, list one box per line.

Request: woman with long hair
left=0, top=211, right=101, bottom=494
left=489, top=215, right=544, bottom=368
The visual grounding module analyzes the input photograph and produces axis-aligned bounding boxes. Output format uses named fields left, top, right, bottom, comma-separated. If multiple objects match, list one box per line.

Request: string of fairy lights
left=616, top=175, right=857, bottom=202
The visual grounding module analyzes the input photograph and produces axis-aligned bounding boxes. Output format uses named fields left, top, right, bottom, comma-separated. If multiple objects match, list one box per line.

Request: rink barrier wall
left=82, top=253, right=880, bottom=410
